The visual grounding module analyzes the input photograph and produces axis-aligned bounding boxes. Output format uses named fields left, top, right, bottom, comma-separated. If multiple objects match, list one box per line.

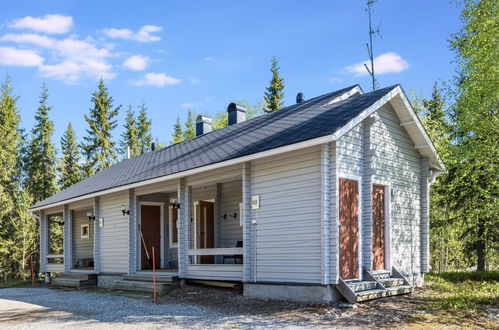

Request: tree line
left=0, top=0, right=496, bottom=281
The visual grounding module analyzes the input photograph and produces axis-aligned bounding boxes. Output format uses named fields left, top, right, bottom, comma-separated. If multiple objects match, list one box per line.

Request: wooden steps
left=52, top=273, right=97, bottom=289
left=336, top=267, right=414, bottom=304
left=113, top=273, right=178, bottom=293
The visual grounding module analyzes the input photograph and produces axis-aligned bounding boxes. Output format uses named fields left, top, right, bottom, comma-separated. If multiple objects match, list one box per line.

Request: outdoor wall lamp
left=121, top=204, right=130, bottom=216
left=86, top=211, right=96, bottom=221
left=223, top=213, right=237, bottom=219
left=169, top=196, right=180, bottom=209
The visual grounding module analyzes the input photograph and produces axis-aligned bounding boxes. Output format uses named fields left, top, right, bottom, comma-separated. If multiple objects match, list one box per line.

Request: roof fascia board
left=30, top=134, right=335, bottom=212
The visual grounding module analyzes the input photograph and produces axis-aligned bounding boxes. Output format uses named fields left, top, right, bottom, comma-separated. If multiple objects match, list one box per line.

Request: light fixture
left=223, top=213, right=237, bottom=219
left=121, top=204, right=130, bottom=216
left=86, top=211, right=96, bottom=221
left=169, top=196, right=180, bottom=209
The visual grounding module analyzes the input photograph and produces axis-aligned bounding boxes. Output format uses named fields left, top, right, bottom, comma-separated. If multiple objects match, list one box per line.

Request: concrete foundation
left=244, top=283, right=342, bottom=303
left=97, top=275, right=122, bottom=288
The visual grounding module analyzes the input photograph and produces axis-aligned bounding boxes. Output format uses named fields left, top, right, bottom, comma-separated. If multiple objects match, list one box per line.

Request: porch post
left=420, top=158, right=431, bottom=273
left=242, top=162, right=253, bottom=282
left=128, top=189, right=137, bottom=274
left=362, top=116, right=376, bottom=271
left=178, top=177, right=189, bottom=278
left=93, top=197, right=100, bottom=273
left=330, top=141, right=339, bottom=283
left=39, top=210, right=48, bottom=274
left=320, top=143, right=331, bottom=285
left=63, top=204, right=72, bottom=272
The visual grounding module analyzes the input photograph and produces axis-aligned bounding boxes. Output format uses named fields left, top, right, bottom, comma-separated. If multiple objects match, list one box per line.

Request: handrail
left=46, top=254, right=64, bottom=258
left=187, top=248, right=243, bottom=256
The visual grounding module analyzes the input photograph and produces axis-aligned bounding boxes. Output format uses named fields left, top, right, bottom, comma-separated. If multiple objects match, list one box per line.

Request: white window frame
left=81, top=224, right=90, bottom=239
left=168, top=206, right=178, bottom=248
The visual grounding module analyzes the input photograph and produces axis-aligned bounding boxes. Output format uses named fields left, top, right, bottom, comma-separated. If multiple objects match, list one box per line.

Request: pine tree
left=25, top=83, right=57, bottom=203
left=120, top=105, right=140, bottom=158
left=183, top=109, right=195, bottom=140
left=137, top=101, right=152, bottom=154
left=171, top=116, right=184, bottom=144
left=59, top=122, right=83, bottom=189
left=263, top=56, right=285, bottom=112
left=82, top=78, right=120, bottom=175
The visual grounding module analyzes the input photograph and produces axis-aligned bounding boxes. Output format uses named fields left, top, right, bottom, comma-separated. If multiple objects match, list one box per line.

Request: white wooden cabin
left=31, top=85, right=444, bottom=303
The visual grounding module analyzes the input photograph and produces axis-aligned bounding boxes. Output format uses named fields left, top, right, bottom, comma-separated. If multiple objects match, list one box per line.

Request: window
left=169, top=206, right=178, bottom=248
left=81, top=224, right=90, bottom=239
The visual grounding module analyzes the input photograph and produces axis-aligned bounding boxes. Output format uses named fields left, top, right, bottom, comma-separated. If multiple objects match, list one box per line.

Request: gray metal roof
left=32, top=84, right=399, bottom=209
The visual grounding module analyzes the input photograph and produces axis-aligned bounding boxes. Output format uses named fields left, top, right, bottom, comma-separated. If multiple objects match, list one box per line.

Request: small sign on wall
left=98, top=217, right=104, bottom=227
left=251, top=195, right=260, bottom=210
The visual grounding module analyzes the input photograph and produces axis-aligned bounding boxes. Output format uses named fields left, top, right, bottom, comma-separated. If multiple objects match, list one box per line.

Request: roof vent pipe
left=296, top=92, right=305, bottom=103
left=151, top=142, right=155, bottom=151
left=196, top=115, right=212, bottom=136
left=227, top=103, right=247, bottom=125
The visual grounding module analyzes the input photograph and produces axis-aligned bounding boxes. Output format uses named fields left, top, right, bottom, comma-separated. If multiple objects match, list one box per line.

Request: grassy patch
left=425, top=271, right=499, bottom=312
left=0, top=278, right=44, bottom=288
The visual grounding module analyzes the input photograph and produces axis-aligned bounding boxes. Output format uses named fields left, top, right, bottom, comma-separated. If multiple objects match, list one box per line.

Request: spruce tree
left=443, top=0, right=498, bottom=270
left=59, top=122, right=83, bottom=189
left=183, top=110, right=195, bottom=140
left=263, top=56, right=285, bottom=112
left=137, top=101, right=152, bottom=154
left=171, top=116, right=184, bottom=144
left=0, top=74, right=23, bottom=280
left=120, top=104, right=140, bottom=158
left=82, top=78, right=120, bottom=175
left=25, top=83, right=57, bottom=202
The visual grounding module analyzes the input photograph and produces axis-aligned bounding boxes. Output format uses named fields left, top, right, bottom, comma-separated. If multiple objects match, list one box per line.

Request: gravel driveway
left=0, top=287, right=328, bottom=329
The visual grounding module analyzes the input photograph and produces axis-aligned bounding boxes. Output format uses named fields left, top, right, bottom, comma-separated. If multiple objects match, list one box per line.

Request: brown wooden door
left=339, top=178, right=359, bottom=279
left=197, top=201, right=214, bottom=264
left=140, top=205, right=161, bottom=270
left=372, top=185, right=386, bottom=270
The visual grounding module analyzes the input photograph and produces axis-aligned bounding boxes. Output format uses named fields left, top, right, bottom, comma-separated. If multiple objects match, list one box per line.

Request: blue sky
left=0, top=0, right=462, bottom=150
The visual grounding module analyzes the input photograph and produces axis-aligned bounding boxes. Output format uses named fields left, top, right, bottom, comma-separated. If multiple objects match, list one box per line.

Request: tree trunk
left=476, top=219, right=486, bottom=271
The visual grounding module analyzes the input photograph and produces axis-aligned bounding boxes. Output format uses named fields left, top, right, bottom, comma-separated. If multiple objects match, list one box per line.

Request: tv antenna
left=364, top=0, right=382, bottom=91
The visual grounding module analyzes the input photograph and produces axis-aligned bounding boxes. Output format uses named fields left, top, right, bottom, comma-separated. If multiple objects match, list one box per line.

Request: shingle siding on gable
left=371, top=103, right=422, bottom=276
left=251, top=146, right=322, bottom=284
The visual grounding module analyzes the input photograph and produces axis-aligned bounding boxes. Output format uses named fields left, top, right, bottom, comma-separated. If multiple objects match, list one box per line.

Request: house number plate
left=251, top=195, right=260, bottom=210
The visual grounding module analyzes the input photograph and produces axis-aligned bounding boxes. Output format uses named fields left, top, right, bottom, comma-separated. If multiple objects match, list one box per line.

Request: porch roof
left=31, top=84, right=442, bottom=210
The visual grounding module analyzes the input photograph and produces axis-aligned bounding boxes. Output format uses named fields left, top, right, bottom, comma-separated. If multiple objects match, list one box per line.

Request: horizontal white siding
left=251, top=146, right=322, bottom=284
left=99, top=191, right=129, bottom=273
left=336, top=124, right=363, bottom=178
left=72, top=210, right=93, bottom=262
left=371, top=104, right=422, bottom=275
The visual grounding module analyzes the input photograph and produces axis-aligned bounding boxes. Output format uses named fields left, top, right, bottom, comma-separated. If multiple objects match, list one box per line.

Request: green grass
left=0, top=278, right=44, bottom=288
left=425, top=271, right=499, bottom=312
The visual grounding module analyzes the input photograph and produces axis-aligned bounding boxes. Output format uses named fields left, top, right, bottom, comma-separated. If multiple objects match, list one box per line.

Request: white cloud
left=0, top=32, right=114, bottom=82
left=203, top=56, right=213, bottom=61
left=329, top=77, right=344, bottom=83
left=130, top=72, right=181, bottom=87
left=9, top=14, right=73, bottom=34
left=181, top=97, right=211, bottom=108
left=0, top=46, right=43, bottom=66
left=123, top=55, right=149, bottom=71
left=103, top=25, right=162, bottom=42
left=345, top=52, right=409, bottom=77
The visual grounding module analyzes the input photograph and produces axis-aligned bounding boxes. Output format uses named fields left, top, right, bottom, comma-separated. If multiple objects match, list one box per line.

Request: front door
left=372, top=185, right=386, bottom=270
left=339, top=178, right=360, bottom=279
left=140, top=204, right=161, bottom=270
left=196, top=201, right=214, bottom=264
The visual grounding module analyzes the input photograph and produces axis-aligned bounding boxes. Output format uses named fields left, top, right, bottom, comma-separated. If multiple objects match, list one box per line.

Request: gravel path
left=0, top=287, right=325, bottom=329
